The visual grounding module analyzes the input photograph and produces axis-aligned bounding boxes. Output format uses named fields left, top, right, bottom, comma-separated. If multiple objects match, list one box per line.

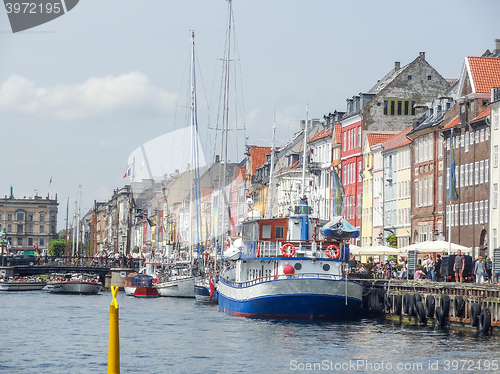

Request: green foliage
left=394, top=264, right=403, bottom=271
left=132, top=246, right=139, bottom=254
left=58, top=230, right=66, bottom=240
left=386, top=233, right=397, bottom=248
left=49, top=239, right=66, bottom=257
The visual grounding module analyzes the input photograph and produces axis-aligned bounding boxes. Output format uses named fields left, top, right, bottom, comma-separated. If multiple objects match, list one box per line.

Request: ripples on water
left=0, top=291, right=498, bottom=373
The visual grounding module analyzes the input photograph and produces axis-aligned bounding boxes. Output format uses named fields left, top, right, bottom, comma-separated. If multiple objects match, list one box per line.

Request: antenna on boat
left=300, top=103, right=309, bottom=204
left=267, top=110, right=276, bottom=219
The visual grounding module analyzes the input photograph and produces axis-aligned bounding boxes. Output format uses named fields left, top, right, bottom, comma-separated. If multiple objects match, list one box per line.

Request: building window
left=495, top=184, right=499, bottom=209
left=438, top=176, right=443, bottom=204
left=427, top=75, right=432, bottom=80
left=7, top=213, right=12, bottom=221
left=17, top=237, right=22, bottom=246
left=475, top=202, right=479, bottom=224
left=17, top=212, right=24, bottom=221
left=469, top=163, right=474, bottom=185
left=40, top=225, right=45, bottom=233
left=479, top=201, right=484, bottom=224
left=460, top=165, right=464, bottom=187
left=411, top=101, right=416, bottom=116
left=28, top=213, right=33, bottom=221
left=40, top=213, right=45, bottom=222
left=486, top=159, right=489, bottom=183
left=495, top=146, right=498, bottom=168
left=455, top=204, right=459, bottom=227
left=397, top=101, right=402, bottom=115
left=460, top=204, right=464, bottom=226
left=464, top=164, right=468, bottom=186
left=475, top=162, right=479, bottom=185
left=28, top=224, right=33, bottom=233
left=28, top=238, right=33, bottom=246
left=408, top=75, right=412, bottom=80
left=465, top=131, right=469, bottom=152
left=17, top=224, right=23, bottom=233
left=464, top=203, right=469, bottom=225
left=480, top=160, right=484, bottom=184
left=480, top=129, right=485, bottom=142
left=390, top=101, right=395, bottom=115
left=384, top=101, right=388, bottom=115
left=485, top=199, right=489, bottom=223
left=7, top=224, right=12, bottom=233
left=494, top=229, right=498, bottom=250
left=40, top=238, right=44, bottom=246
left=404, top=101, right=409, bottom=115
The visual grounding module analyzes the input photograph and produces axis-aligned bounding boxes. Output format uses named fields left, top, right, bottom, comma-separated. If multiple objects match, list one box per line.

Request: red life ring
left=326, top=245, right=340, bottom=259
left=281, top=243, right=296, bottom=257
left=256, top=243, right=260, bottom=257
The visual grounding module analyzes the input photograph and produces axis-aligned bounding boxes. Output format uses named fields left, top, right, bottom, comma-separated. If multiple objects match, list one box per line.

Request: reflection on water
left=0, top=291, right=497, bottom=373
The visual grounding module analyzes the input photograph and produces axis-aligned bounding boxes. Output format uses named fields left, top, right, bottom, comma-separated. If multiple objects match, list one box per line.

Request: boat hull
left=134, top=286, right=159, bottom=298
left=156, top=276, right=197, bottom=298
left=218, top=277, right=362, bottom=319
left=46, top=281, right=102, bottom=295
left=194, top=284, right=218, bottom=303
left=124, top=286, right=136, bottom=296
left=0, top=282, right=46, bottom=291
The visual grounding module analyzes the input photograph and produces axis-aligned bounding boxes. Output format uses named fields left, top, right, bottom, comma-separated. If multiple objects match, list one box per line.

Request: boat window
left=275, top=226, right=284, bottom=239
left=242, top=221, right=259, bottom=241
left=262, top=225, right=271, bottom=239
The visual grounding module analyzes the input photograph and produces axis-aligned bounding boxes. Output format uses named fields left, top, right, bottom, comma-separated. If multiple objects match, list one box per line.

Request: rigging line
left=173, top=47, right=192, bottom=133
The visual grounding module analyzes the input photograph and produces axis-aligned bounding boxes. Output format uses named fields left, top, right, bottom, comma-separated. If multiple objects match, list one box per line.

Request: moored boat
left=45, top=274, right=102, bottom=295
left=0, top=278, right=46, bottom=291
left=194, top=273, right=218, bottom=303
left=217, top=206, right=363, bottom=319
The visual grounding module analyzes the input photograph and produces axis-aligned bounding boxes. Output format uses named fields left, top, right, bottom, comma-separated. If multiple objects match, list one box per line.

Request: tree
left=49, top=239, right=66, bottom=257
left=386, top=233, right=397, bottom=248
left=58, top=230, right=67, bottom=240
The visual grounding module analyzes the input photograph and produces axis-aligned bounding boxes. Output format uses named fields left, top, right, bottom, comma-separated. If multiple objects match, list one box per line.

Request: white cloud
left=0, top=72, right=177, bottom=121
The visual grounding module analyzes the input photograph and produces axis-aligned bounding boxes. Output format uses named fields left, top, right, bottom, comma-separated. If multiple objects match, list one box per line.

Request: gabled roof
left=248, top=146, right=271, bottom=176
left=470, top=106, right=491, bottom=123
left=441, top=115, right=459, bottom=130
left=367, top=133, right=396, bottom=148
left=382, top=127, right=412, bottom=151
left=308, top=128, right=332, bottom=143
left=467, top=57, right=500, bottom=94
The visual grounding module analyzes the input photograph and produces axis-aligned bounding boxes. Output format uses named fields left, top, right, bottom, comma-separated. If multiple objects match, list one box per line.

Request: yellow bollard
left=108, top=285, right=120, bottom=374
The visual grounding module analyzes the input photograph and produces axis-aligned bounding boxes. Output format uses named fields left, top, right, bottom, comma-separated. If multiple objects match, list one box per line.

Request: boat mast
left=220, top=0, right=232, bottom=258
left=64, top=197, right=69, bottom=257
left=267, top=116, right=276, bottom=218
left=76, top=185, right=81, bottom=256
left=300, top=104, right=309, bottom=202
left=126, top=158, right=135, bottom=255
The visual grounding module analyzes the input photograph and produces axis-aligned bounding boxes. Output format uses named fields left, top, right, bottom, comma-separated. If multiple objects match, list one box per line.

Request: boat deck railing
left=257, top=240, right=346, bottom=259
left=220, top=272, right=344, bottom=288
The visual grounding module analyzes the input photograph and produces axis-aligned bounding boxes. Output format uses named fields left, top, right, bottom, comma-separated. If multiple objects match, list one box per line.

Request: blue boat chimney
left=10, top=185, right=13, bottom=198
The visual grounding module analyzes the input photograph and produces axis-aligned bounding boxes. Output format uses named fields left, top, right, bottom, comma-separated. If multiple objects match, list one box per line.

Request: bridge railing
left=1, top=255, right=140, bottom=269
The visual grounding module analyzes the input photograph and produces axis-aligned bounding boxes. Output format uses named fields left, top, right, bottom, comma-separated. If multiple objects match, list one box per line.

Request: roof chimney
left=395, top=61, right=400, bottom=70
left=494, top=39, right=500, bottom=54
left=419, top=52, right=425, bottom=59
left=215, top=155, right=220, bottom=163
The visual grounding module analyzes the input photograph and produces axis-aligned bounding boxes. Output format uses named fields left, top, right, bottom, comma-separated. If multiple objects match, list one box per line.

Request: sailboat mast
left=126, top=158, right=135, bottom=255
left=267, top=118, right=276, bottom=218
left=301, top=104, right=309, bottom=200
left=75, top=185, right=81, bottom=256
left=64, top=197, right=69, bottom=257
left=220, top=0, right=232, bottom=254
left=189, top=30, right=196, bottom=271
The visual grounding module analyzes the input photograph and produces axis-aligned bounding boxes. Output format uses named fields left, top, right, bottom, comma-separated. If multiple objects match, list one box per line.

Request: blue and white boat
left=218, top=205, right=363, bottom=319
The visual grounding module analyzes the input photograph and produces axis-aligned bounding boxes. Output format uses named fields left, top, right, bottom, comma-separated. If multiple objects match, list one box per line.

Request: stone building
left=0, top=193, right=58, bottom=253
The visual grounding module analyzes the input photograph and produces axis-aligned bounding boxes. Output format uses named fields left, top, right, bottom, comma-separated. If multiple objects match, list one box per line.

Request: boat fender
left=425, top=295, right=435, bottom=318
left=226, top=238, right=230, bottom=250
left=384, top=294, right=392, bottom=312
left=403, top=293, right=411, bottom=315
left=470, top=302, right=481, bottom=327
left=281, top=243, right=296, bottom=257
left=435, top=307, right=447, bottom=327
left=440, top=294, right=450, bottom=317
left=454, top=296, right=465, bottom=318
left=256, top=243, right=260, bottom=257
left=479, top=308, right=491, bottom=335
left=325, top=245, right=340, bottom=259
left=393, top=294, right=402, bottom=315
left=415, top=301, right=427, bottom=324
left=413, top=292, right=421, bottom=303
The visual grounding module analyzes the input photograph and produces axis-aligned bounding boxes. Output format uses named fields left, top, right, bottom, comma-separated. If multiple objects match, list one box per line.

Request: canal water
left=1, top=291, right=499, bottom=373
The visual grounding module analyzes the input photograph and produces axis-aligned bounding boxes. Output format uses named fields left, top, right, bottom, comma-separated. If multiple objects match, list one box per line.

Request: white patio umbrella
left=399, top=240, right=472, bottom=253
left=350, top=245, right=402, bottom=256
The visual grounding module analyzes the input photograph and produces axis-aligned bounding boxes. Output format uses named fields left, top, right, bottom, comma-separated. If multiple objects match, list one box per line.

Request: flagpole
left=448, top=201, right=451, bottom=256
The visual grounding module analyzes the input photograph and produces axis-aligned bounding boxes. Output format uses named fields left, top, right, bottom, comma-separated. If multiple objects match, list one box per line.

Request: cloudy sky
left=1, top=0, right=499, bottom=229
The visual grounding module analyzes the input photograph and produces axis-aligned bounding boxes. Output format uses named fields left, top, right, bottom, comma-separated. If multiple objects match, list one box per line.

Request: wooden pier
left=357, top=278, right=500, bottom=335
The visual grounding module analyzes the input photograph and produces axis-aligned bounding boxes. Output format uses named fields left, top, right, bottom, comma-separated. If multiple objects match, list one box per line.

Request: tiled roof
left=308, top=128, right=332, bottom=143
left=334, top=123, right=342, bottom=143
left=441, top=115, right=459, bottom=130
left=468, top=57, right=500, bottom=93
left=249, top=146, right=271, bottom=176
left=289, top=160, right=299, bottom=170
left=382, top=127, right=412, bottom=151
left=367, top=133, right=396, bottom=147
left=470, top=107, right=491, bottom=123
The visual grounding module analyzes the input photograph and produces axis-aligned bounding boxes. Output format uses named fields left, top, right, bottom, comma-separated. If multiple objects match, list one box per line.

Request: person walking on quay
left=454, top=250, right=465, bottom=283
left=424, top=255, right=435, bottom=281
left=435, top=254, right=442, bottom=281
left=485, top=257, right=493, bottom=284
left=474, top=256, right=486, bottom=284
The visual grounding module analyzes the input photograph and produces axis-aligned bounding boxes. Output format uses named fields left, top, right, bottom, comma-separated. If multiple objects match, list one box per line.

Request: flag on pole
left=123, top=166, right=132, bottom=178
left=331, top=167, right=345, bottom=217
left=449, top=132, right=459, bottom=201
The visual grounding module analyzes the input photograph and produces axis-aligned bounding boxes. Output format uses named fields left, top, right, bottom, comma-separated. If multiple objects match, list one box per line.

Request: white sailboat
left=157, top=31, right=201, bottom=298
